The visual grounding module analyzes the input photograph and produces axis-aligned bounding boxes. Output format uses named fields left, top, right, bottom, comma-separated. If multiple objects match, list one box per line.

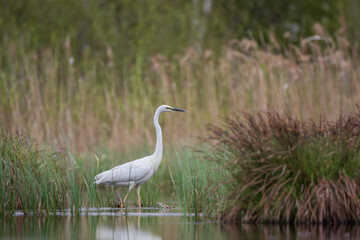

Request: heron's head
left=160, top=105, right=186, bottom=112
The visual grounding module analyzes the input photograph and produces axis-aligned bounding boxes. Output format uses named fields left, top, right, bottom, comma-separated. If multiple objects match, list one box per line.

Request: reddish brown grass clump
left=208, top=107, right=360, bottom=224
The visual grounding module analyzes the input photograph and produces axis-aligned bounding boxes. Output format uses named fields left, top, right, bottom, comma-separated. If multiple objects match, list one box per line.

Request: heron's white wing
left=95, top=156, right=153, bottom=185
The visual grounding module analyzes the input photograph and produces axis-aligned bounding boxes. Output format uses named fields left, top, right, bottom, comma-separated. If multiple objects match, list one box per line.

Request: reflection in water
left=0, top=209, right=359, bottom=240
left=237, top=224, right=360, bottom=240
left=0, top=210, right=239, bottom=240
left=96, top=216, right=162, bottom=240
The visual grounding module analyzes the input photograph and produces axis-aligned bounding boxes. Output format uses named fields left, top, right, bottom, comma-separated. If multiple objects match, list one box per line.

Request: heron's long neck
left=152, top=109, right=163, bottom=168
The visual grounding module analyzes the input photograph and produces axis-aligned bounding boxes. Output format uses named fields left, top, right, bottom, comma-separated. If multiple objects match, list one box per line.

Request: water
left=0, top=208, right=359, bottom=239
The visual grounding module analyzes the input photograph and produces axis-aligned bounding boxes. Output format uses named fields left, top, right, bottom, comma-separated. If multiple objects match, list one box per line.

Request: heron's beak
left=172, top=108, right=186, bottom=112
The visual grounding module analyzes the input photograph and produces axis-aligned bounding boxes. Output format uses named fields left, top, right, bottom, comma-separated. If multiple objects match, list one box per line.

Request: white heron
left=94, top=105, right=186, bottom=209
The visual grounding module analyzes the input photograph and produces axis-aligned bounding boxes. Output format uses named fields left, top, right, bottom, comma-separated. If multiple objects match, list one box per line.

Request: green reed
left=0, top=126, right=212, bottom=213
left=170, top=147, right=225, bottom=216
left=0, top=127, right=68, bottom=214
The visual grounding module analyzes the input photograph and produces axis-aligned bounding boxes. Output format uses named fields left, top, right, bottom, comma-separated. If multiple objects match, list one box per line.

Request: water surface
left=0, top=208, right=358, bottom=239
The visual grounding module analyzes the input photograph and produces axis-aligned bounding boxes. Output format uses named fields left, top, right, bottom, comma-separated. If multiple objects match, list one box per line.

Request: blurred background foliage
left=0, top=0, right=360, bottom=152
left=1, top=0, right=358, bottom=63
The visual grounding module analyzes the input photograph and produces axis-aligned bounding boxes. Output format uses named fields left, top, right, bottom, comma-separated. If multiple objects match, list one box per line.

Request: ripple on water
left=13, top=207, right=204, bottom=217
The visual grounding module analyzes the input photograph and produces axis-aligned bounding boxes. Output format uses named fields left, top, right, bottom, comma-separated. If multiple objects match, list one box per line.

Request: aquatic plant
left=0, top=127, right=209, bottom=213
left=170, top=147, right=224, bottom=215
left=0, top=127, right=68, bottom=214
left=140, top=164, right=166, bottom=207
left=208, top=107, right=360, bottom=223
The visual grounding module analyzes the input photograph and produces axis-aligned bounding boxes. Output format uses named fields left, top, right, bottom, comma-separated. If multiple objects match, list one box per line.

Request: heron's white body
left=94, top=105, right=185, bottom=208
left=94, top=155, right=157, bottom=187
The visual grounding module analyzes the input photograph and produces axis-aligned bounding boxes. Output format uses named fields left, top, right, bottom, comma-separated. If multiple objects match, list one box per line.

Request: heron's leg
left=116, top=189, right=123, bottom=207
left=120, top=184, right=135, bottom=208
left=136, top=185, right=141, bottom=210
left=120, top=192, right=129, bottom=208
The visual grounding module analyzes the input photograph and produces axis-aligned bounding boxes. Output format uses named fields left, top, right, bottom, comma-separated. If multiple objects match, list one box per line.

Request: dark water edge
left=0, top=208, right=359, bottom=240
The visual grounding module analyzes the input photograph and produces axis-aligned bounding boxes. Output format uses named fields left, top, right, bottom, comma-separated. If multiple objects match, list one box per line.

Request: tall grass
left=207, top=108, right=360, bottom=223
left=1, top=32, right=360, bottom=216
left=170, top=147, right=225, bottom=215
left=140, top=164, right=167, bottom=207
left=0, top=127, right=68, bottom=214
left=1, top=33, right=359, bottom=152
left=0, top=127, right=175, bottom=214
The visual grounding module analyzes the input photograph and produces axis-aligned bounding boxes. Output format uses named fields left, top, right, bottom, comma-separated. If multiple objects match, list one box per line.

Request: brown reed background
left=1, top=30, right=359, bottom=152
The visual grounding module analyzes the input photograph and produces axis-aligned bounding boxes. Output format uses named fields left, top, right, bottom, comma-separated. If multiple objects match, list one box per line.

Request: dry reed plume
left=0, top=29, right=359, bottom=152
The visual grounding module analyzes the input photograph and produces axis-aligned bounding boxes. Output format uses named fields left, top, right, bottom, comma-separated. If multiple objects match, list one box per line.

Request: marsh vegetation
left=208, top=108, right=360, bottom=223
left=1, top=1, right=360, bottom=229
left=3, top=106, right=360, bottom=225
left=1, top=33, right=360, bottom=224
left=1, top=32, right=359, bottom=152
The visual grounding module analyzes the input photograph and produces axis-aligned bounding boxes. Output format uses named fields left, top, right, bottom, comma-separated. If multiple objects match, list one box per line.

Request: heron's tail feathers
left=94, top=171, right=107, bottom=184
